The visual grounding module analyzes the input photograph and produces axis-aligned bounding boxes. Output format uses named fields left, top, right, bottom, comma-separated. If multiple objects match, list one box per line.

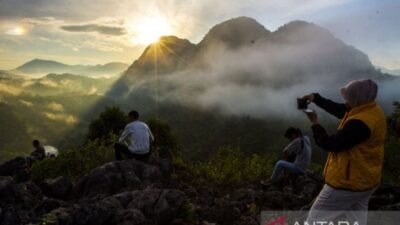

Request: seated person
left=266, top=127, right=312, bottom=184
left=26, top=140, right=46, bottom=166
left=31, top=140, right=46, bottom=161
left=114, top=110, right=155, bottom=162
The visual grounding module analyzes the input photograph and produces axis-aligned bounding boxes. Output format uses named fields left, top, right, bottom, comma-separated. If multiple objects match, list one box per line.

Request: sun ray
left=129, top=17, right=172, bottom=45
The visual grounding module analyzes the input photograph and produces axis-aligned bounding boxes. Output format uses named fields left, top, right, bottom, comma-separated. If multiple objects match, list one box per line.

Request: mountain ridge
left=14, top=59, right=129, bottom=77
left=122, top=16, right=377, bottom=79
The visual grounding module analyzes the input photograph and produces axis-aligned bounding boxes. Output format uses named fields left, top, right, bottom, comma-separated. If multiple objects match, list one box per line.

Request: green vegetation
left=30, top=106, right=278, bottom=185
left=9, top=97, right=400, bottom=186
left=86, top=106, right=127, bottom=142
left=382, top=101, right=400, bottom=183
left=31, top=138, right=115, bottom=181
left=31, top=107, right=181, bottom=181
left=191, top=147, right=276, bottom=185
left=148, top=118, right=180, bottom=159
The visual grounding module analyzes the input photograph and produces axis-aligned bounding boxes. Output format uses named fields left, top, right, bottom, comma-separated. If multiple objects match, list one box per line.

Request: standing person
left=302, top=79, right=387, bottom=225
left=262, top=127, right=312, bottom=185
left=114, top=110, right=155, bottom=162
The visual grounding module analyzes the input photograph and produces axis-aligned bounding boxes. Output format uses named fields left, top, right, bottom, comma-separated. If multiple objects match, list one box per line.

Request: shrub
left=148, top=118, right=180, bottom=159
left=31, top=137, right=116, bottom=181
left=86, top=106, right=127, bottom=142
left=191, top=146, right=277, bottom=186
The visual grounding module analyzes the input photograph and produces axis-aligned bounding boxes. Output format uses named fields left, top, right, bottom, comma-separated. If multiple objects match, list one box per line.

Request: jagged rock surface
left=0, top=158, right=399, bottom=225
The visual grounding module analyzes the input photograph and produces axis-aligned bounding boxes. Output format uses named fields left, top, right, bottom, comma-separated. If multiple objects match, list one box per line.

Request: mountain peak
left=272, top=20, right=337, bottom=43
left=199, top=16, right=270, bottom=49
left=126, top=35, right=196, bottom=74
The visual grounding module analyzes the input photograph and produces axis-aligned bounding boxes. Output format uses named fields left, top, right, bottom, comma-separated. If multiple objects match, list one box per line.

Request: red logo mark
left=266, top=215, right=287, bottom=225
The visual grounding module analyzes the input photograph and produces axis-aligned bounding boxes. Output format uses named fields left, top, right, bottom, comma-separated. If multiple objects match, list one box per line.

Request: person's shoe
left=260, top=179, right=272, bottom=188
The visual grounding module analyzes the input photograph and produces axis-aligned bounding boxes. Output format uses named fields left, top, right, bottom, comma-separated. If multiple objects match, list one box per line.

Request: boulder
left=39, top=176, right=73, bottom=200
left=369, top=184, right=400, bottom=210
left=50, top=197, right=122, bottom=225
left=126, top=188, right=188, bottom=224
left=72, top=159, right=162, bottom=198
left=34, top=197, right=65, bottom=217
left=115, top=209, right=146, bottom=225
left=0, top=176, right=43, bottom=224
left=48, top=188, right=187, bottom=225
left=0, top=157, right=30, bottom=182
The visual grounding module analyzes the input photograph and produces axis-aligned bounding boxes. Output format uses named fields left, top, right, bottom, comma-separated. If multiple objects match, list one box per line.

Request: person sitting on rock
left=31, top=140, right=46, bottom=161
left=262, top=127, right=312, bottom=186
left=114, top=110, right=155, bottom=162
left=302, top=79, right=386, bottom=225
left=25, top=139, right=46, bottom=166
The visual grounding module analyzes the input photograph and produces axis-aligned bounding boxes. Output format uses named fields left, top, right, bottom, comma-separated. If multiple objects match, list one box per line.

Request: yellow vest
left=323, top=101, right=387, bottom=191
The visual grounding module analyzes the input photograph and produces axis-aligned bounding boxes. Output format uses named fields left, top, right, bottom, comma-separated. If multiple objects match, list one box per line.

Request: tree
left=86, top=106, right=127, bottom=142
left=147, top=118, right=180, bottom=159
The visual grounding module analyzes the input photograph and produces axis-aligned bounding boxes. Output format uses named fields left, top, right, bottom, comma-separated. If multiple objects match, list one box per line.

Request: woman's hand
left=302, top=94, right=315, bottom=102
left=305, top=110, right=319, bottom=125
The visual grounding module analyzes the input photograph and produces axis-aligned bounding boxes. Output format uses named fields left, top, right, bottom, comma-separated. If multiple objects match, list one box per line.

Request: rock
left=47, top=188, right=187, bottom=225
left=293, top=171, right=323, bottom=201
left=39, top=176, right=73, bottom=200
left=213, top=205, right=241, bottom=225
left=126, top=188, right=188, bottom=224
left=233, top=216, right=258, bottom=225
left=50, top=197, right=122, bottom=225
left=0, top=157, right=30, bottom=182
left=116, top=209, right=146, bottom=225
left=34, top=197, right=65, bottom=217
left=0, top=176, right=43, bottom=224
left=369, top=184, right=400, bottom=210
left=73, top=161, right=125, bottom=198
left=158, top=159, right=172, bottom=177
left=72, top=159, right=162, bottom=199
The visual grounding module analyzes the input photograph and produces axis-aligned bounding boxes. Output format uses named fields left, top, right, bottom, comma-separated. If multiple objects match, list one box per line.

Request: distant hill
left=0, top=70, right=22, bottom=79
left=14, top=59, right=129, bottom=77
left=379, top=67, right=400, bottom=76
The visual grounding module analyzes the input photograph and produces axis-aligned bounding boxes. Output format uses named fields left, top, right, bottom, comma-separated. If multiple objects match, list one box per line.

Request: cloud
left=43, top=112, right=77, bottom=124
left=19, top=100, right=33, bottom=107
left=47, top=102, right=64, bottom=112
left=21, top=17, right=63, bottom=26
left=60, top=24, right=126, bottom=36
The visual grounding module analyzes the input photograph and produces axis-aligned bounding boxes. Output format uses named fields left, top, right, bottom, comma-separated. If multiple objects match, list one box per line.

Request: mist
left=119, top=23, right=400, bottom=119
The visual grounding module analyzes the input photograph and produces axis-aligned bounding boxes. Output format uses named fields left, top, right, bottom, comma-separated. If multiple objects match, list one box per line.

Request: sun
left=6, top=26, right=26, bottom=36
left=130, top=17, right=172, bottom=45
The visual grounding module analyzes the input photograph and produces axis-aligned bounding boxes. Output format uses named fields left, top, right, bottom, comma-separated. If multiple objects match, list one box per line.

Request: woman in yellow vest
left=302, top=79, right=387, bottom=225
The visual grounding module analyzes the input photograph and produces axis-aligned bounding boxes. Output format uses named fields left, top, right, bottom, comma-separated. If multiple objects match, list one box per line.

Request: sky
left=0, top=0, right=399, bottom=70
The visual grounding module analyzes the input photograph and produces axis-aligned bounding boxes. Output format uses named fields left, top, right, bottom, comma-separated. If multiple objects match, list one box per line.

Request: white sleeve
left=283, top=139, right=301, bottom=154
left=149, top=127, right=155, bottom=142
left=118, top=126, right=129, bottom=143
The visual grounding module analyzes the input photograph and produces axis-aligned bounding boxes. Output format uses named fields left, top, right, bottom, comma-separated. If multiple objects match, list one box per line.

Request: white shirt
left=283, top=136, right=312, bottom=172
left=118, top=120, right=155, bottom=154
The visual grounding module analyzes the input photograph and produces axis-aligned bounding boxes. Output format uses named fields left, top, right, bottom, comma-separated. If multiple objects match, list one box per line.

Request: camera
left=297, top=98, right=309, bottom=110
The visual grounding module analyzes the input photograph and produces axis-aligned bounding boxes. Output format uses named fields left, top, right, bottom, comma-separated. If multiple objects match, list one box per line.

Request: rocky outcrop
left=0, top=157, right=30, bottom=182
left=1, top=158, right=400, bottom=225
left=39, top=176, right=73, bottom=200
left=0, top=176, right=43, bottom=225
left=72, top=159, right=162, bottom=198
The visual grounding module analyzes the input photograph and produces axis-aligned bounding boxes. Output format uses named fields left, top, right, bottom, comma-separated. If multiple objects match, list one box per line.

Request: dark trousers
left=114, top=143, right=150, bottom=162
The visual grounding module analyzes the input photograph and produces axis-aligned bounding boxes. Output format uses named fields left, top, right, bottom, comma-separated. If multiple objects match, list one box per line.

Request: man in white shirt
left=114, top=110, right=155, bottom=162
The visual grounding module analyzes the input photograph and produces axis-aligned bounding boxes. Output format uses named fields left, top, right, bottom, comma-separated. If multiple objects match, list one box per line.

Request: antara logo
left=265, top=216, right=360, bottom=225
